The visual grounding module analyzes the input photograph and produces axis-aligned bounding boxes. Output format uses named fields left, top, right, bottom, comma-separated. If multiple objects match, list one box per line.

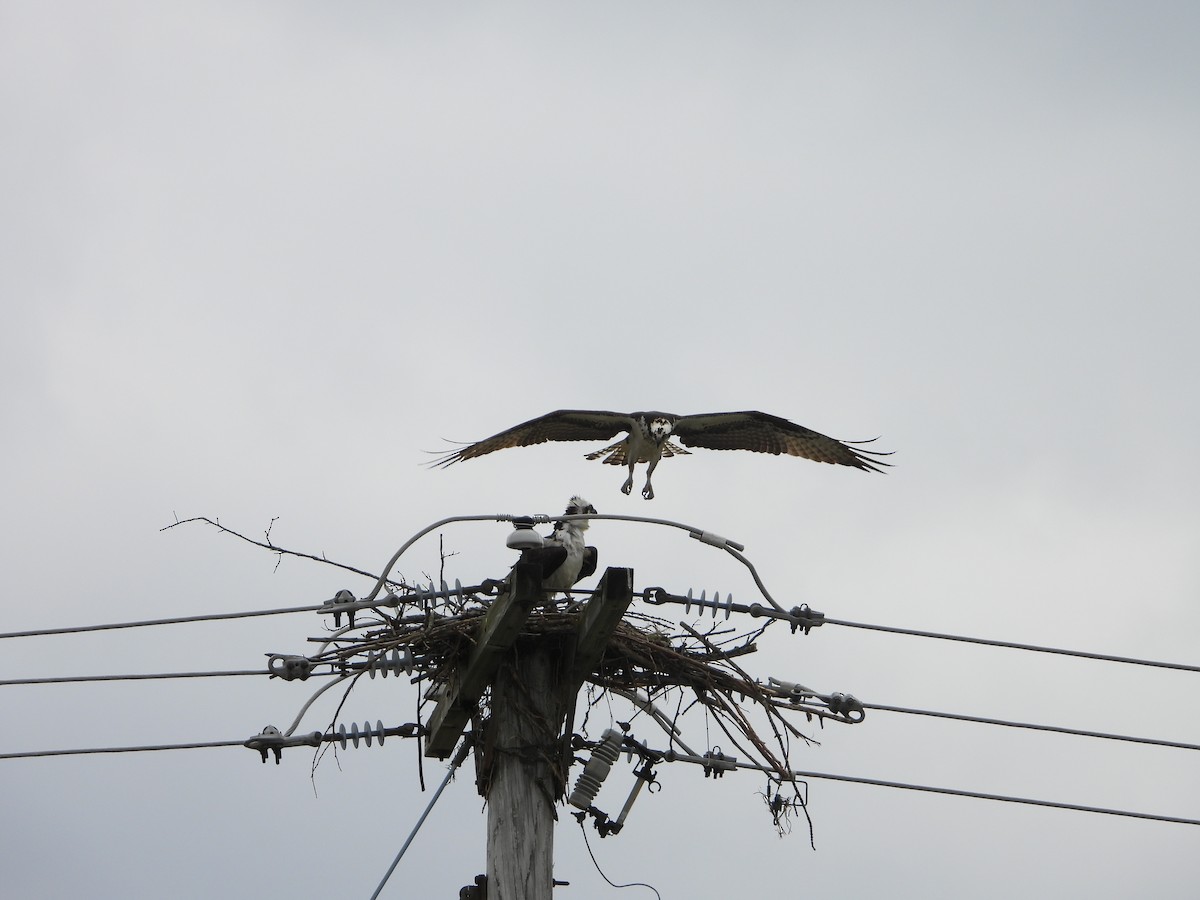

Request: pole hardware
left=243, top=721, right=425, bottom=763
left=568, top=728, right=623, bottom=810
left=702, top=747, right=736, bottom=778
left=767, top=678, right=865, bottom=724
left=265, top=654, right=315, bottom=681
left=245, top=725, right=321, bottom=764
left=639, top=587, right=826, bottom=634
left=322, top=589, right=359, bottom=628
left=320, top=580, right=504, bottom=630
left=459, top=874, right=487, bottom=899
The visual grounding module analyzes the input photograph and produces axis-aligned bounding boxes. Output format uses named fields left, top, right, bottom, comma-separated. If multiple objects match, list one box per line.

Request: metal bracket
left=244, top=725, right=322, bottom=764
left=767, top=677, right=865, bottom=723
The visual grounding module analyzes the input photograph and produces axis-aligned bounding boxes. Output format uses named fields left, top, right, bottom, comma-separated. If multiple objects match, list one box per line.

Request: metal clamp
left=243, top=725, right=322, bottom=764
left=322, top=590, right=358, bottom=628
left=245, top=721, right=425, bottom=763
left=702, top=746, right=737, bottom=778
left=788, top=604, right=824, bottom=635
left=767, top=677, right=865, bottom=723
left=266, top=654, right=314, bottom=681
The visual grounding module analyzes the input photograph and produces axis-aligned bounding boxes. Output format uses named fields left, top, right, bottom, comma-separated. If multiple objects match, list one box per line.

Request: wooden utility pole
left=428, top=563, right=634, bottom=899
left=483, top=566, right=633, bottom=900
left=425, top=563, right=542, bottom=760
left=485, top=640, right=562, bottom=900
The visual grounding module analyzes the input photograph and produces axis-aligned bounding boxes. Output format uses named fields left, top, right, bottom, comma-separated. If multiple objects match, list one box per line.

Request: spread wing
left=672, top=411, right=892, bottom=473
left=431, top=409, right=635, bottom=467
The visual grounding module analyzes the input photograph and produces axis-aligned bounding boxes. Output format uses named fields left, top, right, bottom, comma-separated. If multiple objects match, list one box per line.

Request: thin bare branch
left=161, top=515, right=401, bottom=586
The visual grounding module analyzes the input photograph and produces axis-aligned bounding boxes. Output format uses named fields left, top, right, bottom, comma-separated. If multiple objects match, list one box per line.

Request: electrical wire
left=863, top=702, right=1200, bottom=752
left=653, top=747, right=1200, bottom=827
left=0, top=511, right=747, bottom=641
left=7, top=509, right=1196, bottom=683
left=369, top=736, right=472, bottom=900
left=609, top=687, right=698, bottom=756
left=363, top=510, right=750, bottom=602
left=10, top=732, right=1198, bottom=829
left=0, top=603, right=329, bottom=641
left=0, top=669, right=279, bottom=686
left=2, top=721, right=423, bottom=761
left=0, top=740, right=245, bottom=760
left=284, top=673, right=355, bottom=736
left=825, top=616, right=1200, bottom=673
left=787, top=767, right=1200, bottom=827
left=11, top=600, right=1193, bottom=682
left=578, top=819, right=663, bottom=900
left=4, top=509, right=1195, bottom=830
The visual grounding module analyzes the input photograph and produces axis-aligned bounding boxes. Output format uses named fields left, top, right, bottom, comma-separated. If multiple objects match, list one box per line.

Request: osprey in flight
left=435, top=409, right=891, bottom=499
left=517, top=496, right=598, bottom=598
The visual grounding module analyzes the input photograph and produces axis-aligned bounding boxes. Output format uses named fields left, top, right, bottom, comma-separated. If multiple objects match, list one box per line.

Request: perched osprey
left=435, top=410, right=891, bottom=499
left=519, top=495, right=598, bottom=597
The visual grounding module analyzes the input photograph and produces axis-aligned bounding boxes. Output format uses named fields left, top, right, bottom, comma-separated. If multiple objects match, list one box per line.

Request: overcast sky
left=3, top=2, right=1199, bottom=897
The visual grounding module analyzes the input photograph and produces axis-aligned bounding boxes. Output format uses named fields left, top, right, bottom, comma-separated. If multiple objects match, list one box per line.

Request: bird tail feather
left=585, top=439, right=629, bottom=466
left=585, top=438, right=691, bottom=465
left=660, top=439, right=691, bottom=459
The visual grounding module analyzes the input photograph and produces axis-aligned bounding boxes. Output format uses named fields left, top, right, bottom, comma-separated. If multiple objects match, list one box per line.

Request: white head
left=649, top=417, right=674, bottom=443
left=561, top=495, right=596, bottom=531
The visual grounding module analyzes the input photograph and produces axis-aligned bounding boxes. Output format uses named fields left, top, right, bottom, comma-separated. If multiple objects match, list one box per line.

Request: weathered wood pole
left=485, top=640, right=563, bottom=900
left=483, top=567, right=633, bottom=899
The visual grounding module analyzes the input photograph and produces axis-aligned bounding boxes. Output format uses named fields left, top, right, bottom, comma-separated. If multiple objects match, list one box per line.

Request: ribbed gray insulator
left=568, top=728, right=624, bottom=809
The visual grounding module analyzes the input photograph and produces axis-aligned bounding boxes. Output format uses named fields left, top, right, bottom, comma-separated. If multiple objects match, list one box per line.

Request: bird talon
left=621, top=480, right=633, bottom=495
left=642, top=486, right=654, bottom=500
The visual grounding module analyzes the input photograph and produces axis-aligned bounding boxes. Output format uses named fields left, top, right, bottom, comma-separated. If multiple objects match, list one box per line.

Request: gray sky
left=3, top=2, right=1198, bottom=897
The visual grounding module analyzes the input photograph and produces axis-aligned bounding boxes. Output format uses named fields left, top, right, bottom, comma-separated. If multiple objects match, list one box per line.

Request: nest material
left=310, top=600, right=822, bottom=784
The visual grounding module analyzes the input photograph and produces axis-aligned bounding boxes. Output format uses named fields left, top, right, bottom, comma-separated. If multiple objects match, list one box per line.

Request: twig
left=161, top=515, right=401, bottom=586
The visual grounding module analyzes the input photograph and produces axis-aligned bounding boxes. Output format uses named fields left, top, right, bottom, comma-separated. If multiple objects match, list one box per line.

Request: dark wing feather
left=672, top=411, right=892, bottom=473
left=579, top=547, right=598, bottom=581
left=521, top=545, right=568, bottom=578
left=431, top=410, right=634, bottom=467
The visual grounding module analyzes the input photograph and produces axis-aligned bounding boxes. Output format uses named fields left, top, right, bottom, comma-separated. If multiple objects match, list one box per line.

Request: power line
left=788, top=766, right=1200, bottom=827
left=0, top=740, right=246, bottom=760
left=639, top=591, right=1200, bottom=675
left=577, top=819, right=663, bottom=900
left=9, top=599, right=1197, bottom=683
left=862, top=701, right=1200, bottom=752
left=6, top=675, right=1194, bottom=754
left=2, top=721, right=423, bottom=761
left=11, top=736, right=1197, bottom=828
left=822, top=615, right=1200, bottom=674
left=656, top=749, right=1200, bottom=827
left=0, top=580, right=489, bottom=643
left=0, top=669, right=273, bottom=687
left=369, top=736, right=473, bottom=900
left=0, top=604, right=330, bottom=640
